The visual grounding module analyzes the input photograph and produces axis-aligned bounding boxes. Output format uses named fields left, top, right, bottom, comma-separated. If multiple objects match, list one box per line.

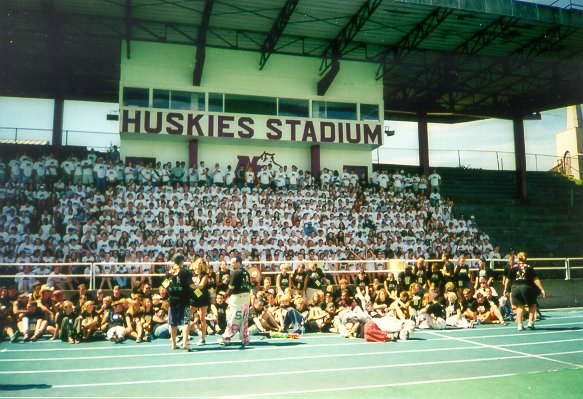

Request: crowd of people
left=0, top=148, right=533, bottom=345
left=0, top=150, right=500, bottom=285
left=1, top=250, right=545, bottom=346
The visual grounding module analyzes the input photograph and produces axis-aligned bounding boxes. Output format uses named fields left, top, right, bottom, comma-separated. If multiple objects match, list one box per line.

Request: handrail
left=2, top=257, right=581, bottom=293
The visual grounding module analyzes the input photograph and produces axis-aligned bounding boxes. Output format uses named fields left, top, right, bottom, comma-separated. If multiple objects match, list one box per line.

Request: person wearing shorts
left=166, top=253, right=193, bottom=351
left=505, top=252, right=546, bottom=331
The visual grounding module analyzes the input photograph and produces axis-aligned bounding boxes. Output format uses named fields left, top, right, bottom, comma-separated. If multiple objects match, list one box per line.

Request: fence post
left=90, top=263, right=96, bottom=290
left=565, top=258, right=571, bottom=281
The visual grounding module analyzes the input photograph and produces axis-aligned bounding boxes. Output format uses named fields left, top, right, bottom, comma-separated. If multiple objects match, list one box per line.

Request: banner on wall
left=120, top=108, right=383, bottom=146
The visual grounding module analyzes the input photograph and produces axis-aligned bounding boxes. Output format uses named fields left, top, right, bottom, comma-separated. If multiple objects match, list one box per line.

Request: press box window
left=172, top=91, right=205, bottom=111
left=225, top=94, right=276, bottom=116
left=123, top=87, right=149, bottom=107
left=153, top=90, right=170, bottom=109
left=209, top=93, right=224, bottom=112
left=278, top=98, right=309, bottom=117
left=312, top=101, right=327, bottom=119
left=312, top=101, right=357, bottom=120
left=327, top=102, right=357, bottom=120
left=360, top=104, right=379, bottom=121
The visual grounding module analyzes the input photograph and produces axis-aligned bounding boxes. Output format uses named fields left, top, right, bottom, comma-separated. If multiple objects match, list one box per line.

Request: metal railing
left=0, top=126, right=119, bottom=149
left=373, top=147, right=560, bottom=172
left=2, top=257, right=582, bottom=291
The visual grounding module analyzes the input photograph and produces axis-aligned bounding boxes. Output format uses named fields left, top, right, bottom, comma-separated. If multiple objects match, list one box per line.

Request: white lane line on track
left=50, top=349, right=583, bottom=389
left=220, top=373, right=519, bottom=398
left=3, top=337, right=583, bottom=375
left=426, top=330, right=583, bottom=369
left=3, top=319, right=581, bottom=356
left=2, top=323, right=582, bottom=363
left=0, top=345, right=484, bottom=374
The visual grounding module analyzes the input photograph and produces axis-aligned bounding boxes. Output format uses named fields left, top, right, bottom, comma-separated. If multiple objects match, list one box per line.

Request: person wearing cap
left=474, top=258, right=494, bottom=291
left=19, top=300, right=52, bottom=342
left=218, top=256, right=251, bottom=347
left=166, top=253, right=193, bottom=351
left=106, top=300, right=127, bottom=343
left=504, top=252, right=546, bottom=331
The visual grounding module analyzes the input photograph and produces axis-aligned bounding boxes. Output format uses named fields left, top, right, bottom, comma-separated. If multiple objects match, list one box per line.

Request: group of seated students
left=0, top=254, right=513, bottom=345
left=0, top=150, right=500, bottom=293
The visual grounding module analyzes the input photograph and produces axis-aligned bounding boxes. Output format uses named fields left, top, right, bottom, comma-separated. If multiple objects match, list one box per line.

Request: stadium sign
left=121, top=108, right=382, bottom=146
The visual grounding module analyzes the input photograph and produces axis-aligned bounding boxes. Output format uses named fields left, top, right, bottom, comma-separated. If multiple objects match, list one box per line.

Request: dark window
left=225, top=94, right=277, bottom=115
left=279, top=98, right=309, bottom=117
left=209, top=93, right=223, bottom=112
left=123, top=87, right=149, bottom=107
left=327, top=102, right=357, bottom=120
left=153, top=89, right=170, bottom=109
left=360, top=104, right=379, bottom=121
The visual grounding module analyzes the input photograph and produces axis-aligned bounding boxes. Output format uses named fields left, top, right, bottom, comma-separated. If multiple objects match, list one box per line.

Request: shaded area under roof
left=1, top=0, right=583, bottom=123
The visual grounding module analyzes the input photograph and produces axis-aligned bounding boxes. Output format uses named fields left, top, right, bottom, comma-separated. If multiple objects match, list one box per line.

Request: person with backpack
left=165, top=253, right=193, bottom=351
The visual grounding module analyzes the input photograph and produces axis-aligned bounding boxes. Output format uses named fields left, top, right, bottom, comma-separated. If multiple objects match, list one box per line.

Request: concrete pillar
left=311, top=145, right=321, bottom=179
left=418, top=113, right=429, bottom=176
left=513, top=117, right=528, bottom=203
left=52, top=96, right=64, bottom=147
left=189, top=139, right=198, bottom=168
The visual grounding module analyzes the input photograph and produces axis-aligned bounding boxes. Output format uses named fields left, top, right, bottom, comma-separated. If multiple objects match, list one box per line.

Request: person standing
left=166, top=253, right=193, bottom=351
left=218, top=256, right=251, bottom=347
left=504, top=252, right=546, bottom=331
left=189, top=258, right=211, bottom=346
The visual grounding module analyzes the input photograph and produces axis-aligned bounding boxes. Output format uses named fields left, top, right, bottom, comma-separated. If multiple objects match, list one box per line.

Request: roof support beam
left=39, top=0, right=70, bottom=95
left=259, top=0, right=299, bottom=70
left=451, top=25, right=576, bottom=106
left=375, top=7, right=453, bottom=80
left=318, top=0, right=382, bottom=95
left=125, top=0, right=132, bottom=59
left=389, top=16, right=520, bottom=109
left=193, top=0, right=214, bottom=86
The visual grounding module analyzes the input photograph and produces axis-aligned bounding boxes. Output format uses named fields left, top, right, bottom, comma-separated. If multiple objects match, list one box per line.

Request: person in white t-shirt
left=377, top=170, right=390, bottom=190
left=428, top=170, right=442, bottom=192
left=93, top=158, right=107, bottom=192
left=274, top=167, right=286, bottom=190
left=257, top=165, right=271, bottom=190
left=124, top=161, right=136, bottom=184
left=81, top=159, right=93, bottom=185
left=224, top=165, right=235, bottom=187
left=45, top=153, right=59, bottom=183
left=20, top=157, right=34, bottom=184
left=288, top=166, right=300, bottom=189
left=212, top=163, right=224, bottom=187
left=8, top=158, right=21, bottom=183
left=33, top=157, right=46, bottom=184
left=245, top=165, right=256, bottom=190
left=61, top=155, right=75, bottom=184
left=197, top=161, right=207, bottom=187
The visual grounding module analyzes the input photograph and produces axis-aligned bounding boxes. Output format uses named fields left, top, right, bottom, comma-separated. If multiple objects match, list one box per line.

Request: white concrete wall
left=120, top=42, right=382, bottom=105
left=119, top=41, right=383, bottom=174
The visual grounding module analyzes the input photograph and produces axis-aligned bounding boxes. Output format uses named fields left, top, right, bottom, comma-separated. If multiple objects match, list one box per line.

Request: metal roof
left=2, top=0, right=583, bottom=122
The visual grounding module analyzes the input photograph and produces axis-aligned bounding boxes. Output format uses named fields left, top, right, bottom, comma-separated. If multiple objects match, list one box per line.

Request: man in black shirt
left=218, top=256, right=251, bottom=347
left=166, top=253, right=193, bottom=351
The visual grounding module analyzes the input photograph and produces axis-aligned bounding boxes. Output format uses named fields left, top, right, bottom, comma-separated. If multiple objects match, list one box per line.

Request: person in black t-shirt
left=219, top=256, right=251, bottom=347
left=460, top=288, right=477, bottom=322
left=306, top=262, right=326, bottom=300
left=189, top=258, right=211, bottom=346
left=166, top=253, right=193, bottom=351
left=504, top=252, right=546, bottom=331
left=416, top=293, right=446, bottom=329
left=291, top=263, right=308, bottom=298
